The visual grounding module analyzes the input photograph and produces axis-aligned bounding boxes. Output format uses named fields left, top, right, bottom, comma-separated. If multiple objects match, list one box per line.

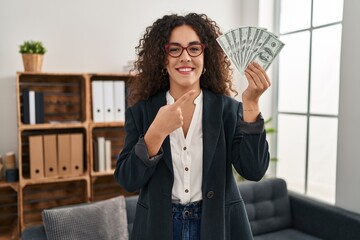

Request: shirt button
left=183, top=147, right=187, bottom=151
left=185, top=167, right=189, bottom=171
left=185, top=189, right=189, bottom=193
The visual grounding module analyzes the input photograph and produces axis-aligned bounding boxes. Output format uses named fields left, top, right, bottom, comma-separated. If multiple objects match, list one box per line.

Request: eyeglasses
left=164, top=43, right=205, bottom=58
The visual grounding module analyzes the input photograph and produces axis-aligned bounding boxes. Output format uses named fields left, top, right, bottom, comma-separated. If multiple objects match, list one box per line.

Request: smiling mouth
left=176, top=67, right=194, bottom=72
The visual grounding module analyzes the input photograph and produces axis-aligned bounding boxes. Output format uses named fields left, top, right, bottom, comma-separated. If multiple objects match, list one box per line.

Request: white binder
left=103, top=81, right=115, bottom=122
left=105, top=139, right=112, bottom=171
left=29, top=90, right=36, bottom=124
left=92, top=81, right=104, bottom=122
left=97, top=137, right=105, bottom=172
left=114, top=81, right=126, bottom=122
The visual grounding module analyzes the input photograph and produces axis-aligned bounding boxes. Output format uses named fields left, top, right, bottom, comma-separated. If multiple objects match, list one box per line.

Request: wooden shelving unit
left=0, top=72, right=135, bottom=238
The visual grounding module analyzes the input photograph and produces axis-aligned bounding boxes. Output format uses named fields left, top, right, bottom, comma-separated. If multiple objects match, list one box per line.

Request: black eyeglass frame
left=164, top=43, right=206, bottom=58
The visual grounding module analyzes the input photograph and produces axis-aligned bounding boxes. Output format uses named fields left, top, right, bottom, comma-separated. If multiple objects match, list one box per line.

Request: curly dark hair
left=127, top=13, right=235, bottom=106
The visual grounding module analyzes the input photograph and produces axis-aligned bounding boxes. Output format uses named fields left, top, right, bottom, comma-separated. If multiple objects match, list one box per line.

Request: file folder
left=105, top=139, right=112, bottom=171
left=92, top=81, right=105, bottom=122
left=114, top=81, right=126, bottom=122
left=35, top=91, right=44, bottom=123
left=103, top=81, right=115, bottom=122
left=92, top=139, right=99, bottom=172
left=43, top=134, right=58, bottom=177
left=29, top=90, right=36, bottom=124
left=97, top=137, right=105, bottom=172
left=29, top=135, right=44, bottom=179
left=22, top=90, right=30, bottom=124
left=57, top=134, right=71, bottom=176
left=70, top=133, right=83, bottom=176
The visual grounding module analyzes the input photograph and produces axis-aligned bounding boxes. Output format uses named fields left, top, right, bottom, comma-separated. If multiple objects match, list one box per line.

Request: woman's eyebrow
left=168, top=41, right=201, bottom=46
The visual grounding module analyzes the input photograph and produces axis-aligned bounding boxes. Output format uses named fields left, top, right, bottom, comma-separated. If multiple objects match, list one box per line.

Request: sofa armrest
left=289, top=191, right=360, bottom=240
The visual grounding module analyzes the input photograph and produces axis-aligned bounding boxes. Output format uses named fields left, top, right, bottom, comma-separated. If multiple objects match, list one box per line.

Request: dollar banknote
left=216, top=27, right=285, bottom=73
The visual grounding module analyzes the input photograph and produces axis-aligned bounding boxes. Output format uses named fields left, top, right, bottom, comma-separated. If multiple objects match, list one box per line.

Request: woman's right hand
left=144, top=89, right=195, bottom=156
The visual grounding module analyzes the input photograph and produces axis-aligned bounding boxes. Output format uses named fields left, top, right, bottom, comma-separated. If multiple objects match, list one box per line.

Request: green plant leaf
left=19, top=40, right=46, bottom=54
left=266, top=128, right=276, bottom=134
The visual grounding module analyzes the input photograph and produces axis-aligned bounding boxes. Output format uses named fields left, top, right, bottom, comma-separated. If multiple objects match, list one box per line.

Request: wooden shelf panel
left=91, top=170, right=115, bottom=177
left=22, top=180, right=88, bottom=228
left=0, top=186, right=18, bottom=239
left=90, top=73, right=132, bottom=80
left=19, top=122, right=86, bottom=131
left=21, top=175, right=89, bottom=187
left=0, top=182, right=18, bottom=192
left=90, top=122, right=125, bottom=128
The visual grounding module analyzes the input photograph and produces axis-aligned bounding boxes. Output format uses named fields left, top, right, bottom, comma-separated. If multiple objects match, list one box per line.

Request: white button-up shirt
left=166, top=91, right=203, bottom=204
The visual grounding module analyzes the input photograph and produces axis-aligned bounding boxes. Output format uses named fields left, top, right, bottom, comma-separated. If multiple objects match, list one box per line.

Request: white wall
left=0, top=0, right=243, bottom=161
left=336, top=0, right=360, bottom=214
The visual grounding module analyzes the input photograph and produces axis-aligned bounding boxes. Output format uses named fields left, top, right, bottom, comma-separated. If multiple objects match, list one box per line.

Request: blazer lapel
left=147, top=92, right=173, bottom=175
left=202, top=90, right=222, bottom=176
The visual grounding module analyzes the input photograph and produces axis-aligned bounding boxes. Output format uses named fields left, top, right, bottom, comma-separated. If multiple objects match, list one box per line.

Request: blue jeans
left=172, top=201, right=202, bottom=240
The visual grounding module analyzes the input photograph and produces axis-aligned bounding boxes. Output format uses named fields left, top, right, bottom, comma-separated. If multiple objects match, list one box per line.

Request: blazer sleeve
left=114, top=107, right=162, bottom=192
left=231, top=103, right=270, bottom=181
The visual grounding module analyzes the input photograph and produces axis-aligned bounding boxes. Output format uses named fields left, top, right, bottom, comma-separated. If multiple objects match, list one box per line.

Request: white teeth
left=178, top=68, right=192, bottom=72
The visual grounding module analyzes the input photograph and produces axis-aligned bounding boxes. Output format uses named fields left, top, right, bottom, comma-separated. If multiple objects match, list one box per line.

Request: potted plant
left=19, top=40, right=46, bottom=72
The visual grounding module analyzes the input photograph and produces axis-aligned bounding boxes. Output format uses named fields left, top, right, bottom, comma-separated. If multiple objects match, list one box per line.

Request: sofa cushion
left=238, top=178, right=292, bottom=235
left=42, top=196, right=128, bottom=240
left=254, top=229, right=323, bottom=240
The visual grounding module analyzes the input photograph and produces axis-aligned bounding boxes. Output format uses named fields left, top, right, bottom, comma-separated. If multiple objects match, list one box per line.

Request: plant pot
left=22, top=53, right=44, bottom=72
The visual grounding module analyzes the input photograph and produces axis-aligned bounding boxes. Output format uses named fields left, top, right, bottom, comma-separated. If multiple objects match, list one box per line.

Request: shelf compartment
left=22, top=180, right=88, bottom=228
left=89, top=74, right=130, bottom=123
left=20, top=128, right=87, bottom=180
left=18, top=73, right=87, bottom=124
left=0, top=186, right=19, bottom=239
left=91, top=127, right=125, bottom=173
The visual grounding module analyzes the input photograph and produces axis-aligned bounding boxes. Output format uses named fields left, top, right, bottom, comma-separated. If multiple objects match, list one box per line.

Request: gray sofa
left=22, top=178, right=360, bottom=240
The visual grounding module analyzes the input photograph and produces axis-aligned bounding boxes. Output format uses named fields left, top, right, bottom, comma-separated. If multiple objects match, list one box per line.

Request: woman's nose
left=179, top=49, right=191, bottom=62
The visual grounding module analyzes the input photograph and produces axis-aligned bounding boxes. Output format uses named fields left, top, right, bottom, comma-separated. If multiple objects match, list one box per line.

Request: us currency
left=248, top=34, right=285, bottom=70
left=245, top=27, right=269, bottom=68
left=216, top=36, right=241, bottom=73
left=231, top=28, right=243, bottom=68
left=224, top=30, right=239, bottom=66
left=243, top=27, right=257, bottom=68
left=239, top=27, right=249, bottom=71
left=217, top=27, right=284, bottom=73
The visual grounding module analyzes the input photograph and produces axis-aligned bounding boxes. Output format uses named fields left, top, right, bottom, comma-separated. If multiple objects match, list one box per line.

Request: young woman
left=114, top=13, right=270, bottom=240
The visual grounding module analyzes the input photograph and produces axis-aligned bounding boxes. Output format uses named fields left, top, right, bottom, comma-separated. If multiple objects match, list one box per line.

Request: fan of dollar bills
left=216, top=27, right=285, bottom=74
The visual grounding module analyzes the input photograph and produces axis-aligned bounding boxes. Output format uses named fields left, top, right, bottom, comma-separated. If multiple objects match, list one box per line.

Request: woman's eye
left=169, top=47, right=181, bottom=53
left=189, top=46, right=201, bottom=52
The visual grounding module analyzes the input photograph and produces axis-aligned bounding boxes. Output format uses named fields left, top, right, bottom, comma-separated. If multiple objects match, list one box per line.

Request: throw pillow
left=42, top=196, right=128, bottom=240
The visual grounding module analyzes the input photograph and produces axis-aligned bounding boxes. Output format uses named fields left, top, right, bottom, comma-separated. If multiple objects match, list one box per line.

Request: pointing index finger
left=172, top=89, right=196, bottom=108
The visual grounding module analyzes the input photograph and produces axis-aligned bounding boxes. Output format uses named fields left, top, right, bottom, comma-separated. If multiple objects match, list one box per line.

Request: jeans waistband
left=172, top=200, right=202, bottom=220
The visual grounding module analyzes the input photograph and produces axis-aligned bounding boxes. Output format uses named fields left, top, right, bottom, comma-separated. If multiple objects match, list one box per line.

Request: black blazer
left=114, top=89, right=269, bottom=240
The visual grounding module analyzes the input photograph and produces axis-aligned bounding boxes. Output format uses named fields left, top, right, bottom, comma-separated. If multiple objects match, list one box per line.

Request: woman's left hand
left=242, top=62, right=271, bottom=104
left=241, top=62, right=271, bottom=122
